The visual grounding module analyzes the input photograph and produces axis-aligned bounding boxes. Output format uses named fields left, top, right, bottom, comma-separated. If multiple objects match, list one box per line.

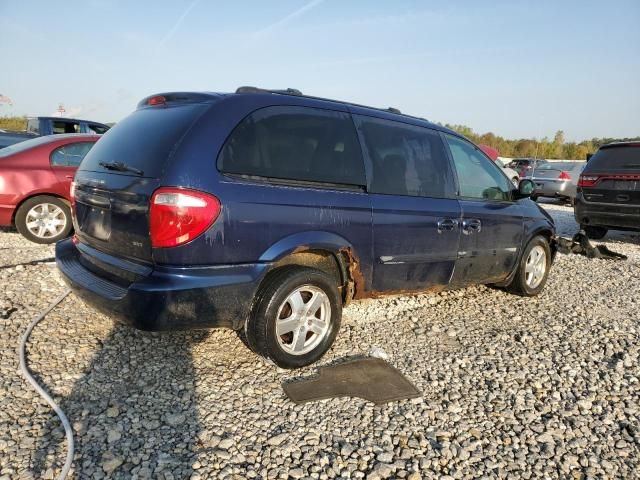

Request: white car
left=496, top=159, right=520, bottom=186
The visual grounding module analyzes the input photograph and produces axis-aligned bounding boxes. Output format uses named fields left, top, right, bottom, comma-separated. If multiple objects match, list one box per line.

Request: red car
left=0, top=134, right=100, bottom=243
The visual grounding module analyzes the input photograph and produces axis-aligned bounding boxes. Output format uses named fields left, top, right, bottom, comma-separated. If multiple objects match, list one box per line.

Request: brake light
left=558, top=171, right=572, bottom=181
left=147, top=95, right=166, bottom=106
left=150, top=188, right=221, bottom=248
left=578, top=175, right=599, bottom=187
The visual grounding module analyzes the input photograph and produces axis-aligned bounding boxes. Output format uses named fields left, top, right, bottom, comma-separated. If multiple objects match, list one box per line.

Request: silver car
left=524, top=161, right=586, bottom=202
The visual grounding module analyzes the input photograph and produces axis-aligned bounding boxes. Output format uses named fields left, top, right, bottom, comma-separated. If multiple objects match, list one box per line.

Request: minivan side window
left=50, top=142, right=95, bottom=167
left=354, top=115, right=456, bottom=198
left=218, top=106, right=366, bottom=187
left=445, top=134, right=512, bottom=201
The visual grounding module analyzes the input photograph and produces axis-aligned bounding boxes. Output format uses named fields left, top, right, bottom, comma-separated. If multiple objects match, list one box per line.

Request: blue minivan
left=56, top=87, right=555, bottom=368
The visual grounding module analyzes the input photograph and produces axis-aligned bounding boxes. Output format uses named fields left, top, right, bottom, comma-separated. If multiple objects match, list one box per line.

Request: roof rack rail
left=234, top=86, right=425, bottom=122
left=236, top=86, right=303, bottom=96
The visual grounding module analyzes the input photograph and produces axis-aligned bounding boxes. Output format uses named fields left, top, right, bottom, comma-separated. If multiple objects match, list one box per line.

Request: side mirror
left=515, top=179, right=535, bottom=199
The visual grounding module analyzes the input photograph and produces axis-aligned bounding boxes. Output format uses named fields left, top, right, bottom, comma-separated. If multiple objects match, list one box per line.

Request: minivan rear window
left=586, top=145, right=640, bottom=172
left=218, top=106, right=366, bottom=187
left=79, top=104, right=208, bottom=178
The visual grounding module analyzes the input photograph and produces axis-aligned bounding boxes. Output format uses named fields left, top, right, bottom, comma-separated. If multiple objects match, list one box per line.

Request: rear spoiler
left=137, top=92, right=221, bottom=109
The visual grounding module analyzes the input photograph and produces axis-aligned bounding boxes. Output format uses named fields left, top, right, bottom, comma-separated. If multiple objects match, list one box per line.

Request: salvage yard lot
left=1, top=203, right=639, bottom=479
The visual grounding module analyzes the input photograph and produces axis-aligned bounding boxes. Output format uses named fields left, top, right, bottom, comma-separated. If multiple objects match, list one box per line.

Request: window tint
left=87, top=123, right=109, bottom=134
left=585, top=146, right=640, bottom=172
left=52, top=121, right=80, bottom=134
left=80, top=103, right=208, bottom=178
left=218, top=106, right=366, bottom=186
left=354, top=115, right=456, bottom=198
left=50, top=142, right=95, bottom=166
left=445, top=134, right=512, bottom=201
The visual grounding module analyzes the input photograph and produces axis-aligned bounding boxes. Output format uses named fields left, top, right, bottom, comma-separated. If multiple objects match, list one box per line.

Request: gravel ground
left=1, top=203, right=639, bottom=479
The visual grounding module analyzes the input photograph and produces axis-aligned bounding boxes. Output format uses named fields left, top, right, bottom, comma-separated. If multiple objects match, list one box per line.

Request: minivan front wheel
left=242, top=266, right=341, bottom=368
left=506, top=235, right=551, bottom=296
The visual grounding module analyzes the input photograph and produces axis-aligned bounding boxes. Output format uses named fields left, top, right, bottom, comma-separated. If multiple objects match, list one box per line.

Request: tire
left=15, top=196, right=72, bottom=244
left=583, top=225, right=607, bottom=240
left=241, top=266, right=342, bottom=369
left=506, top=235, right=552, bottom=297
left=236, top=327, right=255, bottom=353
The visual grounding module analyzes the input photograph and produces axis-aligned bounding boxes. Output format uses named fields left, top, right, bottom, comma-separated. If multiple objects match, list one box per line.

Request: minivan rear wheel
left=15, top=195, right=72, bottom=244
left=506, top=235, right=551, bottom=296
left=241, top=266, right=341, bottom=368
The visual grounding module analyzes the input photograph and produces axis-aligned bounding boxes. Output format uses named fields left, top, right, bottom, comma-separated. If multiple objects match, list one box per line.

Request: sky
left=0, top=0, right=638, bottom=141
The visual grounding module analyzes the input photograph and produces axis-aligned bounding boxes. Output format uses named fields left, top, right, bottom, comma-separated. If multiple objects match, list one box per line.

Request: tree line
left=0, top=116, right=28, bottom=131
left=444, top=124, right=639, bottom=160
left=1, top=115, right=636, bottom=160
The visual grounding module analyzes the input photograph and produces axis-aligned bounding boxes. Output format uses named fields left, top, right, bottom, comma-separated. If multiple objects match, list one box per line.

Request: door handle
left=462, top=219, right=482, bottom=235
left=437, top=218, right=459, bottom=233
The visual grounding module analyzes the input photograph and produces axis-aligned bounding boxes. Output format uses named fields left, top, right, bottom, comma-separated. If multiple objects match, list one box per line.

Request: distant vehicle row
left=0, top=116, right=109, bottom=149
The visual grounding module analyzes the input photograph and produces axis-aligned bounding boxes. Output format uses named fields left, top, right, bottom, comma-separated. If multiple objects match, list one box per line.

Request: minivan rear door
left=73, top=101, right=210, bottom=263
left=353, top=115, right=461, bottom=293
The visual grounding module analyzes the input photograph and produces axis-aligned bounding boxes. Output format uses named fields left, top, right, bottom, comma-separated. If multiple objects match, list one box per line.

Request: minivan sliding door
left=353, top=115, right=461, bottom=293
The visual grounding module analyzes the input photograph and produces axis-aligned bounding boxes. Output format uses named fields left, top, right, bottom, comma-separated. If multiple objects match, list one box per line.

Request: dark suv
left=575, top=142, right=640, bottom=239
left=56, top=88, right=556, bottom=368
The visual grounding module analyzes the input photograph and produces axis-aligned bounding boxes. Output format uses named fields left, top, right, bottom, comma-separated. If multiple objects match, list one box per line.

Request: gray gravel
left=1, top=203, right=639, bottom=479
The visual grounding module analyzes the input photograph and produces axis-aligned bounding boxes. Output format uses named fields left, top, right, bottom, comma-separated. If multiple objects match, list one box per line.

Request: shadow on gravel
left=30, top=325, right=209, bottom=479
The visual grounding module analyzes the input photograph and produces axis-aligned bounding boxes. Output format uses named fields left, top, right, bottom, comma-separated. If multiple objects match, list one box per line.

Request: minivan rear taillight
left=578, top=175, right=600, bottom=187
left=150, top=188, right=221, bottom=248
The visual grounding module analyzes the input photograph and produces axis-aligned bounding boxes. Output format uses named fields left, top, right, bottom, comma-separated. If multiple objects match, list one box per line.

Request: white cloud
left=156, top=0, right=201, bottom=51
left=254, top=0, right=326, bottom=35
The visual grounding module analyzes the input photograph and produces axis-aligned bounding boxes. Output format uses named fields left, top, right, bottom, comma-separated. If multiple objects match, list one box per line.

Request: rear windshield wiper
left=98, top=161, right=144, bottom=176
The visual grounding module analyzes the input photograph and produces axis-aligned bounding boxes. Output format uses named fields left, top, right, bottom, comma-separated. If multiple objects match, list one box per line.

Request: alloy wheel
left=275, top=285, right=331, bottom=356
left=525, top=245, right=547, bottom=288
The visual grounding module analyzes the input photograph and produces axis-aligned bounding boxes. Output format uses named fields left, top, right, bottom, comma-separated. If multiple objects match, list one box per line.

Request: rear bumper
left=574, top=195, right=640, bottom=231
left=532, top=180, right=575, bottom=198
left=55, top=239, right=268, bottom=331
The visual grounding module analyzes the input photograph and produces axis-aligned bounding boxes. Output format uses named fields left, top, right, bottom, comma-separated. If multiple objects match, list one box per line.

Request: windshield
left=0, top=136, right=53, bottom=158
